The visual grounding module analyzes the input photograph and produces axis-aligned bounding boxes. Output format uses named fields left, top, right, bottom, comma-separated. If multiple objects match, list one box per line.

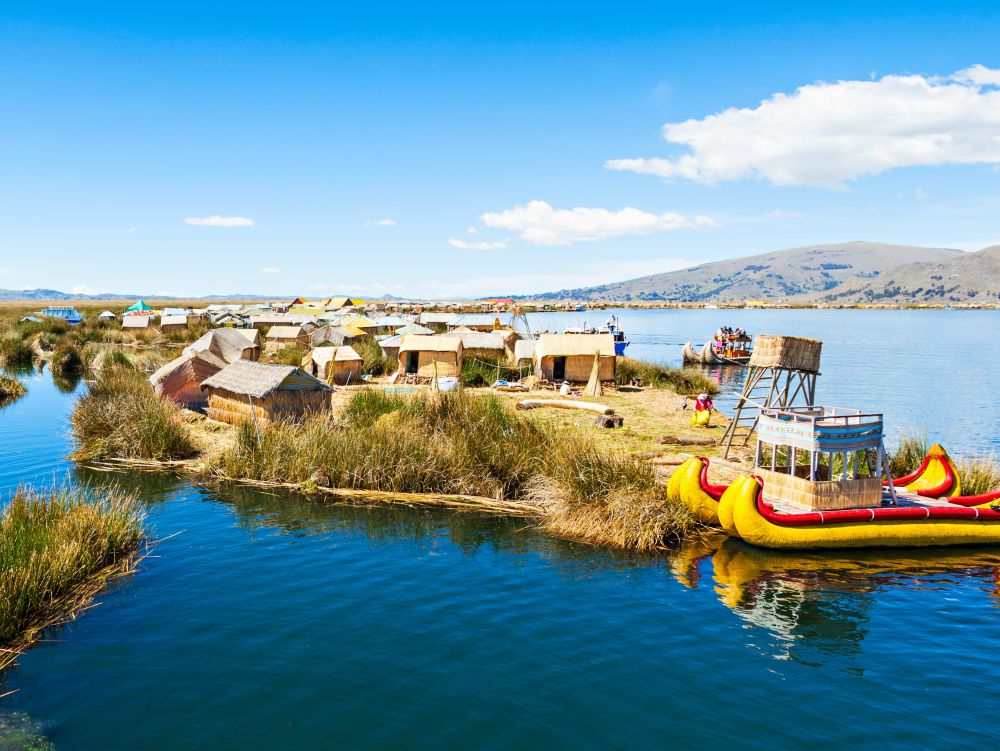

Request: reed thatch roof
left=201, top=360, right=331, bottom=398
left=160, top=315, right=188, bottom=327
left=265, top=325, right=305, bottom=340
left=534, top=333, right=616, bottom=358
left=186, top=329, right=259, bottom=366
left=399, top=335, right=462, bottom=353
left=444, top=331, right=506, bottom=351
left=309, top=345, right=362, bottom=368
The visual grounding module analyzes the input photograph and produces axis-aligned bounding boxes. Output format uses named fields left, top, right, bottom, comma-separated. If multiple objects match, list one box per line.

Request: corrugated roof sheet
left=310, top=345, right=363, bottom=367
left=399, top=335, right=462, bottom=353
left=513, top=339, right=537, bottom=362
left=200, top=360, right=331, bottom=398
left=122, top=316, right=151, bottom=328
left=160, top=315, right=188, bottom=326
left=395, top=323, right=434, bottom=336
left=417, top=312, right=458, bottom=325
left=444, top=331, right=506, bottom=350
left=534, top=333, right=616, bottom=358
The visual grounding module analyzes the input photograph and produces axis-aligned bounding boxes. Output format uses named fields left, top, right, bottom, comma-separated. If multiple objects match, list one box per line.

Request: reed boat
left=682, top=330, right=752, bottom=365
left=673, top=405, right=1000, bottom=550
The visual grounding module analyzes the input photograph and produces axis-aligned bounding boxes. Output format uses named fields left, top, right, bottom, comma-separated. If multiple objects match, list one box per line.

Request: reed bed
left=461, top=353, right=522, bottom=387
left=616, top=357, right=719, bottom=394
left=353, top=337, right=392, bottom=376
left=0, top=336, right=35, bottom=368
left=50, top=344, right=83, bottom=375
left=0, top=374, right=28, bottom=405
left=209, top=387, right=696, bottom=549
left=0, top=484, right=145, bottom=668
left=70, top=367, right=196, bottom=461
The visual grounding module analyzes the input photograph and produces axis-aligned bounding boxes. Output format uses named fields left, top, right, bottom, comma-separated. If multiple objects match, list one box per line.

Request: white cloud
left=466, top=226, right=478, bottom=234
left=606, top=66, right=1000, bottom=189
left=954, top=64, right=1000, bottom=87
left=364, top=218, right=396, bottom=227
left=183, top=215, right=255, bottom=227
left=449, top=237, right=509, bottom=251
left=480, top=200, right=715, bottom=246
left=261, top=267, right=280, bottom=274
left=771, top=209, right=804, bottom=218
left=915, top=187, right=927, bottom=200
left=71, top=284, right=95, bottom=295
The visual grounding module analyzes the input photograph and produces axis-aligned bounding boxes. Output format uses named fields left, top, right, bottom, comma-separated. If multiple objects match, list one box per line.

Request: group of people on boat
left=714, top=326, right=748, bottom=341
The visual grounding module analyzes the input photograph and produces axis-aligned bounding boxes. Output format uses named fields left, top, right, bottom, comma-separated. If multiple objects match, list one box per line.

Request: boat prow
left=887, top=444, right=962, bottom=498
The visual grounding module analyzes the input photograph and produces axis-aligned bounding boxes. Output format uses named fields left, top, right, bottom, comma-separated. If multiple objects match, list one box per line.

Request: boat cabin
left=754, top=405, right=889, bottom=511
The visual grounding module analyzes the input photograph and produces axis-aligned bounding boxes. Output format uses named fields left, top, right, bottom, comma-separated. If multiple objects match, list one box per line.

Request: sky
left=1, top=2, right=999, bottom=298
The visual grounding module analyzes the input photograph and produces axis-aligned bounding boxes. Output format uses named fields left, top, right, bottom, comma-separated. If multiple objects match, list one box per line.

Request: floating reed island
left=0, top=484, right=146, bottom=670
left=0, top=374, right=27, bottom=406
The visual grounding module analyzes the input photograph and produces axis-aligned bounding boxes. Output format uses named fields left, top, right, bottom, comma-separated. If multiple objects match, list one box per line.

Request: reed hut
left=265, top=325, right=309, bottom=351
left=302, top=345, right=363, bottom=384
left=150, top=353, right=222, bottom=411
left=379, top=334, right=403, bottom=365
left=200, top=360, right=332, bottom=427
left=533, top=333, right=616, bottom=383
left=445, top=331, right=516, bottom=361
left=160, top=314, right=189, bottom=333
left=398, top=335, right=463, bottom=378
left=187, top=328, right=260, bottom=363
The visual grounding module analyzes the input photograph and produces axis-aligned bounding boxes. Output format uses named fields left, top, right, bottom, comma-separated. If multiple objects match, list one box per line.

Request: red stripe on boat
left=697, top=456, right=728, bottom=501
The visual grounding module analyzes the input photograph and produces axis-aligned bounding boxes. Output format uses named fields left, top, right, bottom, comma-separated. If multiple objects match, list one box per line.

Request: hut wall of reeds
left=533, top=333, right=616, bottom=383
left=200, top=360, right=332, bottom=426
left=398, top=335, right=462, bottom=378
left=302, top=345, right=363, bottom=384
left=149, top=353, right=222, bottom=411
left=749, top=335, right=823, bottom=372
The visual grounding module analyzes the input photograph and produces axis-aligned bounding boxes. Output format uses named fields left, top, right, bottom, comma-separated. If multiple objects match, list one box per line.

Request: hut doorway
left=552, top=356, right=567, bottom=381
left=405, top=351, right=419, bottom=374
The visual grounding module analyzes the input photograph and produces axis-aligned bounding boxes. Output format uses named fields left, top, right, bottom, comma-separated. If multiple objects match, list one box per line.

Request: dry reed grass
left=70, top=367, right=197, bottom=461
left=0, top=374, right=27, bottom=405
left=0, top=484, right=145, bottom=669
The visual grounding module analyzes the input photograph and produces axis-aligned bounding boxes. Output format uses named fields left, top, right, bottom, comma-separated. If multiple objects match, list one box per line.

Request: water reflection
left=672, top=537, right=1000, bottom=665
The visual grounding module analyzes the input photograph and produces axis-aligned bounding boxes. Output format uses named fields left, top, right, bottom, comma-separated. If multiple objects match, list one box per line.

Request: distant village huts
left=265, top=325, right=309, bottom=351
left=533, top=333, right=616, bottom=383
left=417, top=312, right=457, bottom=332
left=448, top=313, right=506, bottom=332
left=398, top=335, right=463, bottom=378
left=302, top=345, right=363, bottom=384
left=200, top=360, right=332, bottom=427
left=97, top=310, right=116, bottom=321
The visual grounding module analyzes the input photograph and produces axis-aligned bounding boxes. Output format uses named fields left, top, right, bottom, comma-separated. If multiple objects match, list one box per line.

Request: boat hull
left=670, top=456, right=728, bottom=525
left=720, top=476, right=1000, bottom=550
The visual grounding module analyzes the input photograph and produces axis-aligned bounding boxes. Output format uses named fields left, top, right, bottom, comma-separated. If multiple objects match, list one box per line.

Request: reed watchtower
left=721, top=335, right=822, bottom=459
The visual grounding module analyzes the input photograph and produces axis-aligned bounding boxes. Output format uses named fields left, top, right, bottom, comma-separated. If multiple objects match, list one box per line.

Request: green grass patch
left=461, top=352, right=521, bottom=386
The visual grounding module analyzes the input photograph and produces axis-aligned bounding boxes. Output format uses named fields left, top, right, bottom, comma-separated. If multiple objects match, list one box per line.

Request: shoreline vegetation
left=73, top=368, right=705, bottom=551
left=0, top=485, right=145, bottom=670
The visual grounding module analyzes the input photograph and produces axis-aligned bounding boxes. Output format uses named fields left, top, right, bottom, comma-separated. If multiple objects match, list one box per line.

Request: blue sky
left=1, top=2, right=998, bottom=298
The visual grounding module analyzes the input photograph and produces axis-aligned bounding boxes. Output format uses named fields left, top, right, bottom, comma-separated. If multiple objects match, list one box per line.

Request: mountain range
left=526, top=241, right=999, bottom=304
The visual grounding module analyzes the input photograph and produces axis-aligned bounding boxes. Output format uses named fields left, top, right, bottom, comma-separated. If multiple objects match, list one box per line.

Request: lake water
left=2, top=310, right=1000, bottom=749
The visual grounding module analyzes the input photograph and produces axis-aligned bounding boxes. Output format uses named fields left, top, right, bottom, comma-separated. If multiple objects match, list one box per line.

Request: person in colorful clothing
left=691, top=393, right=714, bottom=427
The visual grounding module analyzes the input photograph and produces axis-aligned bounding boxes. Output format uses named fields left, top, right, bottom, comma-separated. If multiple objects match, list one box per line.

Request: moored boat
left=712, top=406, right=1000, bottom=549
left=683, top=327, right=752, bottom=365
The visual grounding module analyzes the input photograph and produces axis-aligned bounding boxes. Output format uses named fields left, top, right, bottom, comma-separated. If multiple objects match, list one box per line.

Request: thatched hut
left=533, top=333, right=616, bottom=383
left=445, top=331, right=516, bottom=361
left=187, top=328, right=260, bottom=363
left=302, top=345, right=363, bottom=384
left=160, top=314, right=189, bottom=333
left=200, top=360, right=332, bottom=426
left=150, top=353, right=223, bottom=411
left=265, top=325, right=309, bottom=350
left=398, top=335, right=463, bottom=378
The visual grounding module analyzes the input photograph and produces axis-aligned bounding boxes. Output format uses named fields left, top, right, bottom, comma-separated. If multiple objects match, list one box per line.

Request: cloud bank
left=606, top=66, right=1000, bottom=189
left=481, top=200, right=714, bottom=245
left=183, top=215, right=255, bottom=227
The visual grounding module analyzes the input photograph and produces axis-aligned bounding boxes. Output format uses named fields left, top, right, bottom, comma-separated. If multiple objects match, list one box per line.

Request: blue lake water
left=2, top=310, right=1000, bottom=749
